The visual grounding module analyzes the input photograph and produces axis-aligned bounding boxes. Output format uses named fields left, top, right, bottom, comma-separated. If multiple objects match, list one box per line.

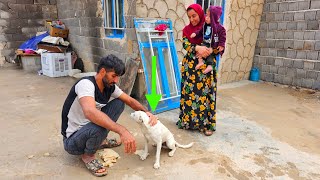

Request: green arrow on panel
left=145, top=56, right=161, bottom=111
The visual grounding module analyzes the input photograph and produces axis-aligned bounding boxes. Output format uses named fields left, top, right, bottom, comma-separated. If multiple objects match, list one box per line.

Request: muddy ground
left=1, top=64, right=319, bottom=180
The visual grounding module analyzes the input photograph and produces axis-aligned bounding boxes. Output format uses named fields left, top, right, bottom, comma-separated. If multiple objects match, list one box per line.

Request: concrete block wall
left=254, top=0, right=320, bottom=89
left=56, top=0, right=139, bottom=72
left=219, top=0, right=265, bottom=84
left=0, top=0, right=57, bottom=66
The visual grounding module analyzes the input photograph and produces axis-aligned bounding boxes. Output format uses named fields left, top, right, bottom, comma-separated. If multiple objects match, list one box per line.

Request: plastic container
left=41, top=53, right=71, bottom=77
left=21, top=55, right=41, bottom=72
left=249, top=67, right=260, bottom=82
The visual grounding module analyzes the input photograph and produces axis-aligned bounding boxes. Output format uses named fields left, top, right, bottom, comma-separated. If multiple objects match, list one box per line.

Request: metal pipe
left=147, top=29, right=162, bottom=96
left=116, top=0, right=119, bottom=28
left=136, top=29, right=173, bottom=32
left=113, top=0, right=116, bottom=28
left=103, top=0, right=106, bottom=27
left=104, top=27, right=125, bottom=30
left=160, top=95, right=180, bottom=101
left=106, top=0, right=109, bottom=27
left=165, top=31, right=178, bottom=96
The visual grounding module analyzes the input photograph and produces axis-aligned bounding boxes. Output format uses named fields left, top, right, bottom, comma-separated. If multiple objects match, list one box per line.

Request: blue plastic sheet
left=18, top=32, right=49, bottom=50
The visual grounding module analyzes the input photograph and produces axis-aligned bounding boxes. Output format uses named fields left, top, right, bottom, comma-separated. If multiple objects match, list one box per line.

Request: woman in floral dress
left=177, top=4, right=218, bottom=136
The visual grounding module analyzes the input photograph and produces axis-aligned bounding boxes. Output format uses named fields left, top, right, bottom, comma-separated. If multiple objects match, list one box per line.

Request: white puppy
left=130, top=111, right=194, bottom=169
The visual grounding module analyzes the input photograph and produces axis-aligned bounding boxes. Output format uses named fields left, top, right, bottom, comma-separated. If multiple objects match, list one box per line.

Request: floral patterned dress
left=177, top=37, right=217, bottom=132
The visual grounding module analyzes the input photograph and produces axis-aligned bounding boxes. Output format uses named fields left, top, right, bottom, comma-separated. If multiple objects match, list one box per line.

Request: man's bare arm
left=79, top=96, right=136, bottom=153
left=118, top=93, right=158, bottom=126
left=118, top=93, right=148, bottom=112
left=79, top=96, right=126, bottom=134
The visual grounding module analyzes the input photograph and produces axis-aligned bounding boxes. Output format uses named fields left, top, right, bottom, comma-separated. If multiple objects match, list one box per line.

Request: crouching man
left=61, top=54, right=157, bottom=177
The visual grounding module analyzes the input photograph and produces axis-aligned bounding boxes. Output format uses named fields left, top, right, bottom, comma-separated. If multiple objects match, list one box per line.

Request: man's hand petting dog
left=145, top=111, right=158, bottom=126
left=119, top=112, right=156, bottom=154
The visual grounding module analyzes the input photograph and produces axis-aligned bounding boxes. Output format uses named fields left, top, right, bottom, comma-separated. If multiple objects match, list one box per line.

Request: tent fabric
left=18, top=32, right=49, bottom=50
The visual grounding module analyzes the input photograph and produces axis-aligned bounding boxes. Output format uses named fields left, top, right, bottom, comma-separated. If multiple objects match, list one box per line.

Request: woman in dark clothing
left=177, top=4, right=218, bottom=136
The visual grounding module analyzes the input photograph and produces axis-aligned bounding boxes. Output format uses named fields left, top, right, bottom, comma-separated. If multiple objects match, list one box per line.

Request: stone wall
left=136, top=0, right=192, bottom=62
left=56, top=0, right=138, bottom=72
left=254, top=0, right=320, bottom=89
left=219, top=0, right=265, bottom=84
left=0, top=0, right=57, bottom=66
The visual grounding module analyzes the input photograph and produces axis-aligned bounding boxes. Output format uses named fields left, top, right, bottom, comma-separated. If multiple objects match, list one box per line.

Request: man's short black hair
left=97, top=54, right=125, bottom=76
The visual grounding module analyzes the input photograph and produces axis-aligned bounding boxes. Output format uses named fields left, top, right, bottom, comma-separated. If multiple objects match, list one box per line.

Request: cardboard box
left=15, top=49, right=24, bottom=55
left=44, top=20, right=52, bottom=29
left=37, top=43, right=68, bottom=53
left=49, top=26, right=69, bottom=38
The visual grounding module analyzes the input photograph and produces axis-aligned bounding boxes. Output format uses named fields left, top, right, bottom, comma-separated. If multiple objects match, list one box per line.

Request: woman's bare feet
left=203, top=65, right=213, bottom=74
left=195, top=61, right=204, bottom=70
left=204, top=129, right=214, bottom=136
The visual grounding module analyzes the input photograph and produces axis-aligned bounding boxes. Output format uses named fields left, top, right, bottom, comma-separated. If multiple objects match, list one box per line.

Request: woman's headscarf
left=182, top=4, right=205, bottom=45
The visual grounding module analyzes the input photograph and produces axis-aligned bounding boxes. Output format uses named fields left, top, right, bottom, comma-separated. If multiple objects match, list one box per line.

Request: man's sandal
left=99, top=138, right=122, bottom=149
left=85, top=159, right=108, bottom=177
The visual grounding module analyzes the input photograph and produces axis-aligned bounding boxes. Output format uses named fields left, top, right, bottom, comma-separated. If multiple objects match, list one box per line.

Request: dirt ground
left=1, top=64, right=320, bottom=180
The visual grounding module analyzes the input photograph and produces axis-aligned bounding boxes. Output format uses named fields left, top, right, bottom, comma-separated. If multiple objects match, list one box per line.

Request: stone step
left=265, top=7, right=320, bottom=14
left=253, top=55, right=320, bottom=89
left=254, top=55, right=320, bottom=68
left=266, top=0, right=310, bottom=3
left=258, top=30, right=320, bottom=40
left=260, top=71, right=320, bottom=89
left=264, top=8, right=320, bottom=14
left=262, top=9, right=320, bottom=22
left=256, top=47, right=320, bottom=60
left=259, top=20, right=320, bottom=31
left=264, top=0, right=320, bottom=12
left=254, top=55, right=320, bottom=73
left=257, top=39, right=320, bottom=53
left=258, top=29, right=320, bottom=32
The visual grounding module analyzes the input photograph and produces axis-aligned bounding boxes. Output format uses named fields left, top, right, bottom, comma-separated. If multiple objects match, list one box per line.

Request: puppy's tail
left=176, top=142, right=194, bottom=149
